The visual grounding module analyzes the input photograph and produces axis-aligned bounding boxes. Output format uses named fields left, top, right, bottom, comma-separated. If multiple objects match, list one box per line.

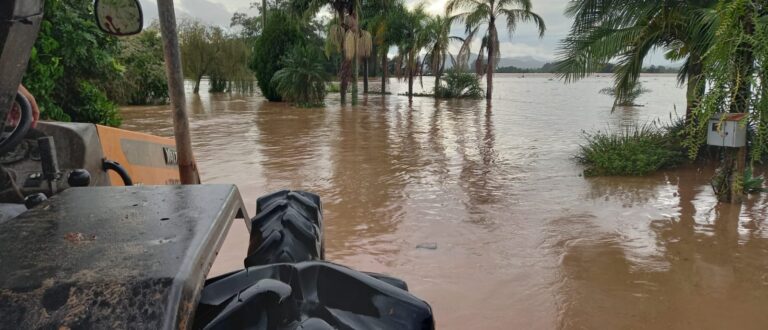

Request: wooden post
left=261, top=0, right=267, bottom=29
left=156, top=0, right=200, bottom=184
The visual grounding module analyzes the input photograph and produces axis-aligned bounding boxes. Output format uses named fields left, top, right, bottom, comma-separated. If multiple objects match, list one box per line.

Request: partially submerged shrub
left=326, top=82, right=341, bottom=93
left=434, top=70, right=484, bottom=99
left=577, top=122, right=684, bottom=177
left=271, top=45, right=328, bottom=107
left=599, top=82, right=650, bottom=106
left=743, top=167, right=767, bottom=194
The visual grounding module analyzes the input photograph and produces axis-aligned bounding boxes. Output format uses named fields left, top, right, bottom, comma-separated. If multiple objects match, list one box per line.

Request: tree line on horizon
left=496, top=63, right=680, bottom=74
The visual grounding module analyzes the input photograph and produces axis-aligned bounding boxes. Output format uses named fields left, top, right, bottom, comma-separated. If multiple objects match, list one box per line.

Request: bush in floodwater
left=599, top=82, right=650, bottom=106
left=434, top=70, right=484, bottom=99
left=577, top=122, right=684, bottom=177
left=326, top=82, right=341, bottom=93
left=271, top=45, right=329, bottom=107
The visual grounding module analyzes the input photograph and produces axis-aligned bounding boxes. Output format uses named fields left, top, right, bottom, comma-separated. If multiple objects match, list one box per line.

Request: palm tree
left=271, top=45, right=329, bottom=106
left=360, top=0, right=396, bottom=94
left=366, top=0, right=406, bottom=94
left=423, top=15, right=459, bottom=93
left=447, top=0, right=545, bottom=100
left=391, top=4, right=429, bottom=98
left=293, top=0, right=356, bottom=103
left=555, top=0, right=718, bottom=118
left=681, top=0, right=766, bottom=203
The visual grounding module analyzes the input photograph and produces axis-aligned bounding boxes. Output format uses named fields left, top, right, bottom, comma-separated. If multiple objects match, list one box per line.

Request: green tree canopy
left=23, top=0, right=121, bottom=126
left=251, top=11, right=306, bottom=101
left=554, top=0, right=717, bottom=115
left=271, top=45, right=329, bottom=106
left=112, top=24, right=168, bottom=105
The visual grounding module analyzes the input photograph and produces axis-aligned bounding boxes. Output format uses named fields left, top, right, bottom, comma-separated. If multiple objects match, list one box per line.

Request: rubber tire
left=245, top=190, right=323, bottom=267
left=0, top=93, right=33, bottom=155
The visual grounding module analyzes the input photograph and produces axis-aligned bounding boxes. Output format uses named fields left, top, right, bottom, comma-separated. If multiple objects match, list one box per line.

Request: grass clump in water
left=326, top=82, right=341, bottom=93
left=577, top=122, right=684, bottom=177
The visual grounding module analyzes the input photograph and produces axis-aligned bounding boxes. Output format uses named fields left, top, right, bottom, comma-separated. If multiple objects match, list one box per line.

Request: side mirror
left=94, top=0, right=144, bottom=36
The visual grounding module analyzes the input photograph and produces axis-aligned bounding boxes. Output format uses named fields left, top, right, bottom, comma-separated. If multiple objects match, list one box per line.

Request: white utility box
left=707, top=113, right=747, bottom=147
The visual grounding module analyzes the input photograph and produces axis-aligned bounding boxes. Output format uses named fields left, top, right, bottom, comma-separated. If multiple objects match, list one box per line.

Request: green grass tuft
left=577, top=121, right=685, bottom=177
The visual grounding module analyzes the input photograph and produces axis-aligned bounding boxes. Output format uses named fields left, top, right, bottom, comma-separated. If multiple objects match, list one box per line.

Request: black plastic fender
left=194, top=262, right=434, bottom=330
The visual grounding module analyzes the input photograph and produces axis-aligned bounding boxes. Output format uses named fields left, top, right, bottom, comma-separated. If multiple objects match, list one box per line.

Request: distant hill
left=498, top=56, right=548, bottom=69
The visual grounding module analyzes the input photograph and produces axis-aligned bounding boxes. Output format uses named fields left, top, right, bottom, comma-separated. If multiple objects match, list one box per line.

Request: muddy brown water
left=120, top=74, right=768, bottom=329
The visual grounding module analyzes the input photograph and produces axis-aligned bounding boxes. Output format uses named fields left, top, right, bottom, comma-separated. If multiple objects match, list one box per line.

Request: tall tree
left=555, top=0, right=718, bottom=117
left=423, top=14, right=459, bottom=94
left=294, top=0, right=356, bottom=103
left=179, top=21, right=221, bottom=94
left=113, top=24, right=169, bottom=105
left=683, top=0, right=768, bottom=203
left=250, top=11, right=305, bottom=101
left=23, top=0, right=122, bottom=125
left=366, top=0, right=405, bottom=94
left=447, top=0, right=545, bottom=100
left=392, top=4, right=429, bottom=98
left=360, top=0, right=397, bottom=93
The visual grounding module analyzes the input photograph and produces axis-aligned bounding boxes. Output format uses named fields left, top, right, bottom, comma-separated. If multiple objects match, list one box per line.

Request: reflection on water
left=121, top=75, right=768, bottom=329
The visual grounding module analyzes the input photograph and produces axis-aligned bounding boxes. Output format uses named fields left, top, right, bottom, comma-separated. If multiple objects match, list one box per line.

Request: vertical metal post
left=156, top=0, right=199, bottom=184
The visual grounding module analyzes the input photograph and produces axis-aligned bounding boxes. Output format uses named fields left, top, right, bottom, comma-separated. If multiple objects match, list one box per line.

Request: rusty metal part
left=0, top=184, right=249, bottom=329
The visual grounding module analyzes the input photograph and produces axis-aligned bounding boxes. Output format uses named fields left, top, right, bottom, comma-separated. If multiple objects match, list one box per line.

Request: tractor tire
left=245, top=190, right=323, bottom=267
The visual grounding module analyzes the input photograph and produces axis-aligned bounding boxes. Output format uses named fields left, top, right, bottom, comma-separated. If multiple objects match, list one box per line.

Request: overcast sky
left=138, top=0, right=674, bottom=66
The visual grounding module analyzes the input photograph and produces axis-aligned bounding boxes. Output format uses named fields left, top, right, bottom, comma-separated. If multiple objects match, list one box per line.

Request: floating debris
left=416, top=243, right=437, bottom=250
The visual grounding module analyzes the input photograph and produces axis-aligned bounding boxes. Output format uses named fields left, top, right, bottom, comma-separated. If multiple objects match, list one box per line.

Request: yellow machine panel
left=96, top=125, right=181, bottom=186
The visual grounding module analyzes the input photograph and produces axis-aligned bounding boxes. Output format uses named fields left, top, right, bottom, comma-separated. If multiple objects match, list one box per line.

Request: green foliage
left=251, top=11, right=305, bottom=101
left=423, top=15, right=455, bottom=79
left=70, top=81, right=121, bottom=126
left=209, top=37, right=253, bottom=93
left=112, top=25, right=168, bottom=105
left=326, top=82, right=341, bottom=93
left=447, top=0, right=545, bottom=98
left=179, top=21, right=252, bottom=94
left=434, top=70, right=484, bottom=99
left=271, top=45, right=329, bottom=107
left=555, top=0, right=717, bottom=106
left=577, top=123, right=684, bottom=177
left=743, top=167, right=767, bottom=194
left=23, top=0, right=122, bottom=125
left=599, top=82, right=650, bottom=106
left=684, top=0, right=768, bottom=161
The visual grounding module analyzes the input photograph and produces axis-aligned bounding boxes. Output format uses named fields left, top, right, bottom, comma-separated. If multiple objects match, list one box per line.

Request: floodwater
left=120, top=74, right=768, bottom=329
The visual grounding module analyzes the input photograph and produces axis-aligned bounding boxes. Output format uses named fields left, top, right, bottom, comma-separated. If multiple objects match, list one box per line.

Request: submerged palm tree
left=555, top=0, right=718, bottom=117
left=447, top=0, right=545, bottom=100
left=391, top=4, right=429, bottom=98
left=293, top=0, right=358, bottom=103
left=366, top=0, right=404, bottom=94
left=423, top=15, right=459, bottom=92
left=271, top=45, right=329, bottom=106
